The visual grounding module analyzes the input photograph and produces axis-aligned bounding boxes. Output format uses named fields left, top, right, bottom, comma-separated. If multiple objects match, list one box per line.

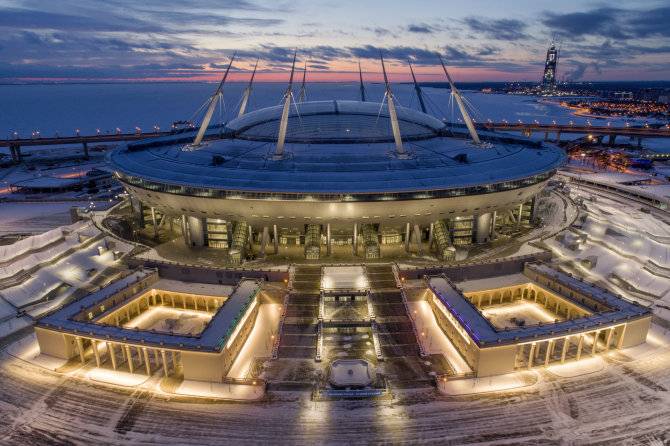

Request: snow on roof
left=427, top=264, right=650, bottom=346
left=37, top=271, right=262, bottom=352
left=108, top=100, right=566, bottom=194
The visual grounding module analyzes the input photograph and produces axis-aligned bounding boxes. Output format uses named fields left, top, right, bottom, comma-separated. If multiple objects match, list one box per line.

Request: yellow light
left=227, top=298, right=258, bottom=349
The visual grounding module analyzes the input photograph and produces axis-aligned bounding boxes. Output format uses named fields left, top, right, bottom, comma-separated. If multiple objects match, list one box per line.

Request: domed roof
left=226, top=100, right=445, bottom=143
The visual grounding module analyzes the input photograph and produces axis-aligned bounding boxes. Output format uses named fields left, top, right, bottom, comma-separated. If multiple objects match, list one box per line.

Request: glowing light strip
left=432, top=296, right=471, bottom=345
left=226, top=298, right=258, bottom=349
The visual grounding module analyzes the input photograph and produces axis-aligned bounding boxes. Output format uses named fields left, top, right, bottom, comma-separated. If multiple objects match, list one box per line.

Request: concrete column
left=126, top=309, right=130, bottom=321
left=605, top=328, right=614, bottom=352
left=591, top=331, right=599, bottom=355
left=517, top=344, right=525, bottom=364
left=92, top=340, right=101, bottom=367
left=527, top=343, right=536, bottom=369
left=171, top=351, right=178, bottom=368
left=188, top=216, right=204, bottom=247
left=248, top=226, right=254, bottom=254
left=561, top=337, right=570, bottom=364
left=108, top=343, right=117, bottom=370
left=193, top=296, right=198, bottom=311
left=405, top=222, right=411, bottom=252
left=637, top=137, right=642, bottom=148
left=413, top=224, right=423, bottom=255
left=83, top=141, right=89, bottom=159
left=136, top=346, right=143, bottom=365
left=617, top=324, right=627, bottom=349
left=154, top=349, right=160, bottom=367
left=15, top=145, right=22, bottom=162
left=326, top=223, right=331, bottom=256
left=143, top=349, right=151, bottom=375
left=9, top=145, right=18, bottom=163
left=126, top=346, right=134, bottom=373
left=353, top=223, right=358, bottom=256
left=76, top=337, right=85, bottom=363
left=427, top=222, right=434, bottom=251
left=260, top=226, right=269, bottom=256
left=476, top=213, right=491, bottom=244
left=181, top=215, right=189, bottom=246
left=516, top=204, right=523, bottom=231
left=273, top=224, right=279, bottom=254
left=490, top=211, right=497, bottom=240
left=182, top=295, right=186, bottom=309
left=161, top=350, right=169, bottom=377
left=556, top=131, right=561, bottom=143
left=115, top=314, right=120, bottom=326
left=576, top=335, right=584, bottom=361
left=205, top=300, right=209, bottom=312
left=567, top=308, right=571, bottom=319
left=170, top=295, right=175, bottom=307
left=151, top=207, right=158, bottom=238
left=545, top=340, right=553, bottom=366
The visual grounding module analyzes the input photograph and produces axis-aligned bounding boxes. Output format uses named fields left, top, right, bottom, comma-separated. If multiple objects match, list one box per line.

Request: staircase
left=276, top=265, right=320, bottom=358
left=366, top=264, right=421, bottom=358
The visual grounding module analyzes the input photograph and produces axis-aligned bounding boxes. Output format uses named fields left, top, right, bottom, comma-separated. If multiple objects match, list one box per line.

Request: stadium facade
left=107, top=56, right=566, bottom=263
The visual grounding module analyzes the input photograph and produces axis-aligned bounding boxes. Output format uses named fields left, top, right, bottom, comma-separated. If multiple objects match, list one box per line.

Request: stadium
left=106, top=55, right=566, bottom=263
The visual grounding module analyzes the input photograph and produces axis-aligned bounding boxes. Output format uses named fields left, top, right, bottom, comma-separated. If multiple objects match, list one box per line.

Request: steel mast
left=238, top=59, right=258, bottom=118
left=193, top=52, right=235, bottom=146
left=438, top=54, right=481, bottom=144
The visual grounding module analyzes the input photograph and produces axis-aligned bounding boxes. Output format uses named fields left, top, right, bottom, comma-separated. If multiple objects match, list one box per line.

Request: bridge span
left=2, top=123, right=669, bottom=164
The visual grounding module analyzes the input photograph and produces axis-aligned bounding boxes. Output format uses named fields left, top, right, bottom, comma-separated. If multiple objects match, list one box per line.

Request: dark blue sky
left=1, top=0, right=669, bottom=82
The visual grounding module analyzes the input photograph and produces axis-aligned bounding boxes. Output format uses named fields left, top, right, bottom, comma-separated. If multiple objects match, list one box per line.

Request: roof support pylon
left=380, top=51, right=404, bottom=155
left=298, top=63, right=307, bottom=103
left=438, top=54, right=481, bottom=144
left=238, top=59, right=258, bottom=118
left=359, top=60, right=366, bottom=102
left=194, top=52, right=235, bottom=146
left=408, top=60, right=427, bottom=114
left=275, top=50, right=297, bottom=157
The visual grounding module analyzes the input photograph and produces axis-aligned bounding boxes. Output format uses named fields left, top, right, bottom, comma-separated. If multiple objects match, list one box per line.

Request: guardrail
left=391, top=263, right=426, bottom=357
left=315, top=320, right=323, bottom=362
left=371, top=321, right=384, bottom=361
left=271, top=291, right=289, bottom=360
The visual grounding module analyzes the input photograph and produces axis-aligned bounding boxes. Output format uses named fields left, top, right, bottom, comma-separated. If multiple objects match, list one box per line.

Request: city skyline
left=0, top=1, right=669, bottom=83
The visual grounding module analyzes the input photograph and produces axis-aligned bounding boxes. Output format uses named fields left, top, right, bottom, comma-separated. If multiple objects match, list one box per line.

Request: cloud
left=543, top=6, right=670, bottom=40
left=463, top=17, right=528, bottom=41
left=407, top=24, right=435, bottom=34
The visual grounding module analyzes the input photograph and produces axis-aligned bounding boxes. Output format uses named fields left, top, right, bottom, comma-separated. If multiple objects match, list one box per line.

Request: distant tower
left=541, top=41, right=558, bottom=95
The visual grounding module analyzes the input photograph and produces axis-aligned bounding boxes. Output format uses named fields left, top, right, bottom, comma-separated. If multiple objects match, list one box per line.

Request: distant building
left=540, top=41, right=559, bottom=95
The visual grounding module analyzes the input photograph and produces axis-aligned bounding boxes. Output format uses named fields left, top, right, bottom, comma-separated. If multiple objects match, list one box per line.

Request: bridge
left=0, top=131, right=172, bottom=163
left=2, top=123, right=669, bottom=164
left=481, top=123, right=670, bottom=146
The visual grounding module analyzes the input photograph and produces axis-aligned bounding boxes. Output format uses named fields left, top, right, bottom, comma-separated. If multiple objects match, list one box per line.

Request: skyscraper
left=541, top=41, right=559, bottom=95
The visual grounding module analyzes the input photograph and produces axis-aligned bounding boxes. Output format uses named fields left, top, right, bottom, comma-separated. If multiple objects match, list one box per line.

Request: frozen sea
left=2, top=82, right=665, bottom=147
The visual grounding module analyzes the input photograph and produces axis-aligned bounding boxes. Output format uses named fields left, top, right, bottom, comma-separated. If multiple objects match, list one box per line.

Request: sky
left=1, top=0, right=669, bottom=83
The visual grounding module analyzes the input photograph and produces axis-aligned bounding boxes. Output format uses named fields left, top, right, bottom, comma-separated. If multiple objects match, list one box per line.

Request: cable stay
left=358, top=60, right=367, bottom=102
left=408, top=60, right=427, bottom=114
left=298, top=63, right=307, bottom=103
left=238, top=59, right=258, bottom=117
left=191, top=52, right=236, bottom=147
left=270, top=50, right=298, bottom=160
left=438, top=54, right=490, bottom=147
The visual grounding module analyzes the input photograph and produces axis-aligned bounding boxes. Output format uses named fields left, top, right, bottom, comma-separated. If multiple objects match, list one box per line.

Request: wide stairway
left=366, top=264, right=420, bottom=357
left=277, top=265, right=320, bottom=358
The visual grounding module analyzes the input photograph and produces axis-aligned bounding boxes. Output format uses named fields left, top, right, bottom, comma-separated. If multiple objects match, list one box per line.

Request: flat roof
left=37, top=269, right=262, bottom=352
left=427, top=264, right=650, bottom=346
left=107, top=101, right=566, bottom=194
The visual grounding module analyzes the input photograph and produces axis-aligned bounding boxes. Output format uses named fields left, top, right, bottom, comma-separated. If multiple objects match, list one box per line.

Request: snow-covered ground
left=0, top=219, right=134, bottom=338
left=322, top=266, right=368, bottom=290
left=543, top=183, right=670, bottom=313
